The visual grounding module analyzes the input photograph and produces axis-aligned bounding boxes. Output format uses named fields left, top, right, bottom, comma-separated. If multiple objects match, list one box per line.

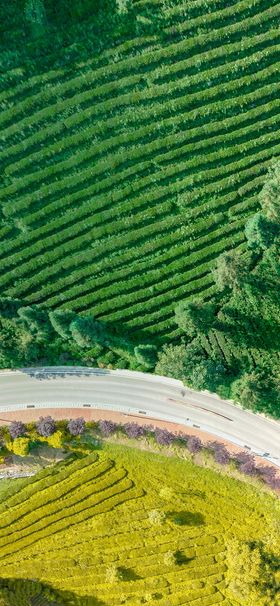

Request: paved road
left=0, top=367, right=279, bottom=466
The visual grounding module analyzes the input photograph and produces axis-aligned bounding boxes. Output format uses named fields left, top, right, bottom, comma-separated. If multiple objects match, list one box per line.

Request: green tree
left=259, top=158, right=280, bottom=222
left=231, top=371, right=266, bottom=411
left=0, top=298, right=21, bottom=320
left=245, top=212, right=277, bottom=252
left=24, top=0, right=46, bottom=25
left=17, top=306, right=51, bottom=342
left=156, top=340, right=205, bottom=383
left=134, top=344, right=157, bottom=368
left=49, top=309, right=76, bottom=340
left=70, top=315, right=133, bottom=361
left=105, top=564, right=123, bottom=583
left=175, top=300, right=216, bottom=336
left=226, top=539, right=279, bottom=605
left=155, top=344, right=188, bottom=381
left=212, top=250, right=248, bottom=292
left=70, top=316, right=108, bottom=348
left=148, top=509, right=166, bottom=525
left=263, top=239, right=280, bottom=276
left=24, top=0, right=47, bottom=38
left=191, top=359, right=226, bottom=392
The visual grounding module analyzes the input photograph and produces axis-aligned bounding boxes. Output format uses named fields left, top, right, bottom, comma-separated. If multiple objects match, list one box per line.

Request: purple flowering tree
left=264, top=474, right=280, bottom=489
left=234, top=450, right=258, bottom=476
left=67, top=417, right=86, bottom=436
left=234, top=451, right=252, bottom=464
left=36, top=416, right=56, bottom=437
left=257, top=465, right=276, bottom=479
left=98, top=420, right=118, bottom=436
left=187, top=436, right=202, bottom=454
left=154, top=428, right=176, bottom=446
left=239, top=457, right=257, bottom=476
left=256, top=465, right=280, bottom=489
left=9, top=421, right=26, bottom=439
left=123, top=423, right=146, bottom=439
left=214, top=446, right=230, bottom=465
left=207, top=441, right=230, bottom=465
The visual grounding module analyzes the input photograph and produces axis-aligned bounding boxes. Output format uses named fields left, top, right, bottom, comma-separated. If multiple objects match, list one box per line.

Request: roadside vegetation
left=0, top=1, right=280, bottom=414
left=1, top=416, right=280, bottom=492
left=0, top=432, right=279, bottom=606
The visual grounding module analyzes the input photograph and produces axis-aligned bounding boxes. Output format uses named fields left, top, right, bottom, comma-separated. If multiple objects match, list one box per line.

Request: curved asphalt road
left=0, top=366, right=279, bottom=466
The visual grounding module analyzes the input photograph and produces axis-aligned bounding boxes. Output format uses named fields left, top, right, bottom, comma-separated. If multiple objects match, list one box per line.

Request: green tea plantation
left=0, top=0, right=280, bottom=414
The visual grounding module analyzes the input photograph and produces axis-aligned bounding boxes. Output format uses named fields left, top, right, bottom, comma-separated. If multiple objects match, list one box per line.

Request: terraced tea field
left=1, top=0, right=280, bottom=345
left=0, top=443, right=279, bottom=606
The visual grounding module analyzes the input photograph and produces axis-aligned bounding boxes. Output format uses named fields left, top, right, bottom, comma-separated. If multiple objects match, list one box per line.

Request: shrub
left=36, top=416, right=56, bottom=437
left=234, top=451, right=257, bottom=476
left=214, top=446, right=230, bottom=465
left=46, top=430, right=65, bottom=449
left=266, top=475, right=280, bottom=489
left=12, top=437, right=30, bottom=457
left=176, top=432, right=190, bottom=445
left=67, top=417, right=86, bottom=436
left=9, top=421, right=26, bottom=439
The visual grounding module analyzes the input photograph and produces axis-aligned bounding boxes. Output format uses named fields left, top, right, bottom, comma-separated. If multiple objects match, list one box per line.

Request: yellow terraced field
left=0, top=443, right=279, bottom=605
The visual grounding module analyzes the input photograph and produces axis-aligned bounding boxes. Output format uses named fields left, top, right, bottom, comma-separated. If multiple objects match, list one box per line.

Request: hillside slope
left=0, top=0, right=280, bottom=415
left=0, top=444, right=279, bottom=605
left=1, top=0, right=280, bottom=345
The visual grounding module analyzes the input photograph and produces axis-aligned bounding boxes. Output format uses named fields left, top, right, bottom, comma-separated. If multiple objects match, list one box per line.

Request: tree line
left=0, top=159, right=279, bottom=417
left=156, top=159, right=280, bottom=417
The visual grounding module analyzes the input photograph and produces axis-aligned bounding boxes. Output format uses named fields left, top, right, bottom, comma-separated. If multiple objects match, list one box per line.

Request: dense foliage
left=0, top=0, right=279, bottom=416
left=0, top=443, right=279, bottom=605
left=156, top=165, right=280, bottom=416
